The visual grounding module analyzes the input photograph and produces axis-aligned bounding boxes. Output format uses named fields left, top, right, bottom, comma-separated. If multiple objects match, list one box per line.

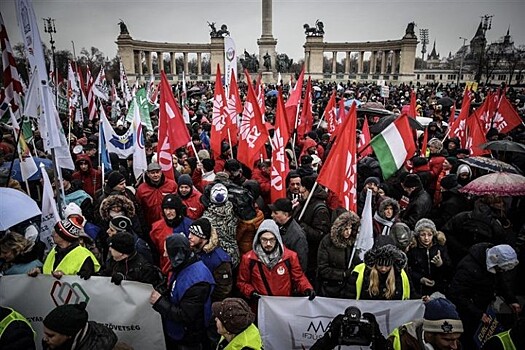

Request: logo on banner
left=226, top=48, right=235, bottom=62
left=110, top=132, right=134, bottom=150
left=50, top=280, right=90, bottom=306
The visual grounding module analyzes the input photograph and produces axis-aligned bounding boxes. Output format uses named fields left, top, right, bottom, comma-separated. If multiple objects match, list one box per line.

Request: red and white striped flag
left=270, top=89, right=290, bottom=202
left=358, top=117, right=372, bottom=159
left=211, top=64, right=228, bottom=158
left=86, top=66, right=97, bottom=120
left=225, top=69, right=242, bottom=145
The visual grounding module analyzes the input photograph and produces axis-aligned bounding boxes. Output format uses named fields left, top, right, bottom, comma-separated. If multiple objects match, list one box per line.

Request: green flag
left=126, top=88, right=153, bottom=131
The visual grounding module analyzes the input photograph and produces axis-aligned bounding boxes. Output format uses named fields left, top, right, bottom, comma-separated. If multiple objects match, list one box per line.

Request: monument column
left=197, top=52, right=202, bottom=76
left=146, top=52, right=152, bottom=75
left=332, top=51, right=337, bottom=74
left=258, top=0, right=278, bottom=81
left=171, top=52, right=177, bottom=76
left=158, top=52, right=164, bottom=73
left=391, top=50, right=398, bottom=74
left=183, top=52, right=189, bottom=75
left=357, top=51, right=364, bottom=74
left=136, top=50, right=143, bottom=76
left=345, top=52, right=351, bottom=74
left=381, top=51, right=387, bottom=74
left=370, top=51, right=376, bottom=74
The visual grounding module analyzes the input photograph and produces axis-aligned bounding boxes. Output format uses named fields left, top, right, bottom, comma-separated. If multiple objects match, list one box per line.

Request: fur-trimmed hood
left=330, top=211, right=360, bottom=248
left=201, top=225, right=219, bottom=254
left=377, top=197, right=400, bottom=220
left=99, top=194, right=136, bottom=221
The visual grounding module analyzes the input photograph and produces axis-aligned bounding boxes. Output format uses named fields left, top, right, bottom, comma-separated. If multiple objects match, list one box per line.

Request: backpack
left=201, top=181, right=257, bottom=221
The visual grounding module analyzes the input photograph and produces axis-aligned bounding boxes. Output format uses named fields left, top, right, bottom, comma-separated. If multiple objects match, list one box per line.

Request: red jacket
left=136, top=176, right=178, bottom=227
left=72, top=155, right=102, bottom=198
left=149, top=217, right=193, bottom=274
left=428, top=155, right=445, bottom=190
left=237, top=248, right=312, bottom=298
left=181, top=189, right=205, bottom=220
left=251, top=168, right=271, bottom=205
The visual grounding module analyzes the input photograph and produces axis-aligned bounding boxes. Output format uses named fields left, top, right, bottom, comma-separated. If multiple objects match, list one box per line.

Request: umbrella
left=480, top=140, right=525, bottom=154
left=460, top=172, right=525, bottom=196
left=265, top=89, right=278, bottom=97
left=0, top=188, right=42, bottom=230
left=312, top=86, right=322, bottom=92
left=0, top=157, right=53, bottom=182
left=437, top=96, right=454, bottom=108
left=344, top=99, right=362, bottom=108
left=362, top=101, right=385, bottom=109
left=459, top=156, right=521, bottom=174
left=188, top=86, right=201, bottom=92
left=369, top=114, right=424, bottom=134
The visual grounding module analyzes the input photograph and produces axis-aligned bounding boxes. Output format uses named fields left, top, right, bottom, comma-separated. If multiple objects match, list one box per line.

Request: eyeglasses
left=260, top=237, right=276, bottom=244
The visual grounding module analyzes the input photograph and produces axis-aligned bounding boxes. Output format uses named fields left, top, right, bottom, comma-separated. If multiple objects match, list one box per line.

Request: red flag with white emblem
left=211, top=64, right=228, bottom=158
left=358, top=117, right=372, bottom=159
left=297, top=76, right=313, bottom=140
left=270, top=89, right=290, bottom=202
left=225, top=70, right=242, bottom=145
left=492, top=95, right=522, bottom=134
left=323, top=90, right=337, bottom=134
left=284, top=66, right=304, bottom=131
left=449, top=91, right=471, bottom=148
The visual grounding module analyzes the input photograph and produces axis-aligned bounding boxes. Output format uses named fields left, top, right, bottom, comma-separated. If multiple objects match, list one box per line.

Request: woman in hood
left=373, top=197, right=400, bottom=238
left=317, top=211, right=361, bottom=298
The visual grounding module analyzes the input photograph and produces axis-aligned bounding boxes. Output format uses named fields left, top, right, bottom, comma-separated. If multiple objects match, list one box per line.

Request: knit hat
left=64, top=202, right=83, bottom=219
left=364, top=177, right=380, bottom=186
left=301, top=175, right=317, bottom=192
left=414, top=218, right=437, bottom=236
left=54, top=218, right=83, bottom=242
left=109, top=232, right=135, bottom=255
left=364, top=240, right=407, bottom=270
left=445, top=157, right=458, bottom=169
left=210, top=183, right=228, bottom=205
left=43, top=302, right=89, bottom=336
left=389, top=223, right=413, bottom=251
left=189, top=218, right=212, bottom=240
left=162, top=194, right=184, bottom=210
left=268, top=198, right=293, bottom=213
left=109, top=215, right=132, bottom=233
left=62, top=169, right=74, bottom=182
left=411, top=156, right=428, bottom=167
left=403, top=174, right=422, bottom=188
left=177, top=174, right=193, bottom=187
left=457, top=164, right=471, bottom=176
left=107, top=171, right=126, bottom=189
left=224, top=159, right=241, bottom=172
left=440, top=174, right=459, bottom=190
left=212, top=298, right=255, bottom=334
left=486, top=244, right=519, bottom=273
left=197, top=149, right=210, bottom=160
left=423, top=298, right=464, bottom=334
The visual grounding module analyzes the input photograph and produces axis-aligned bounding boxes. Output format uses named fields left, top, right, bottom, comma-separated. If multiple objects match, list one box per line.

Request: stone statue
left=404, top=22, right=416, bottom=38
left=263, top=52, right=271, bottom=71
left=276, top=53, right=293, bottom=72
left=118, top=20, right=129, bottom=35
left=316, top=20, right=325, bottom=35
left=209, top=22, right=229, bottom=38
left=240, top=50, right=259, bottom=72
left=208, top=21, right=217, bottom=37
left=217, top=24, right=230, bottom=37
left=303, top=19, right=325, bottom=37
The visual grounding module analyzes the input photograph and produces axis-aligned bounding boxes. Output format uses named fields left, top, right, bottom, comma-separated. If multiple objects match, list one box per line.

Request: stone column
left=116, top=34, right=135, bottom=81
left=197, top=52, right=202, bottom=76
left=305, top=51, right=311, bottom=73
left=304, top=36, right=323, bottom=79
left=370, top=51, right=376, bottom=74
left=146, top=51, right=152, bottom=75
left=183, top=52, right=189, bottom=75
left=258, top=0, right=277, bottom=78
left=332, top=52, right=337, bottom=74
left=391, top=50, right=398, bottom=74
left=158, top=52, right=164, bottom=73
left=136, top=50, right=143, bottom=76
left=398, top=37, right=418, bottom=81
left=345, top=52, right=351, bottom=74
left=357, top=51, right=364, bottom=74
left=171, top=52, right=177, bottom=76
left=381, top=51, right=387, bottom=74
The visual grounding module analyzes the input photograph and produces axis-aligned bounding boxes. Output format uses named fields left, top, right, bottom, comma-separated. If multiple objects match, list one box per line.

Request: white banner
left=224, top=36, right=237, bottom=93
left=258, top=296, right=425, bottom=350
left=0, top=275, right=166, bottom=350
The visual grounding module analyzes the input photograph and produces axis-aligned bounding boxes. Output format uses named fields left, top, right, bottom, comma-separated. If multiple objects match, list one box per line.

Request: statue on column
left=208, top=22, right=230, bottom=37
left=118, top=19, right=129, bottom=35
left=263, top=52, right=271, bottom=71
left=403, top=22, right=416, bottom=39
left=240, top=50, right=259, bottom=72
left=303, top=19, right=324, bottom=37
left=276, top=53, right=293, bottom=72
left=207, top=21, right=217, bottom=37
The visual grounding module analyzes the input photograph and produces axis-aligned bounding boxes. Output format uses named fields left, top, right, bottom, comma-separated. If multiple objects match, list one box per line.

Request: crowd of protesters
left=1, top=78, right=525, bottom=349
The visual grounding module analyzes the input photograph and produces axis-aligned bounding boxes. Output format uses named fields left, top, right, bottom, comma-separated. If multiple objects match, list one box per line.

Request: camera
left=338, top=306, right=375, bottom=346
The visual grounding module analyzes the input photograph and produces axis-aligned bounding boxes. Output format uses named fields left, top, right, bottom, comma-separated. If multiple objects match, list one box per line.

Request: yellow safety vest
left=0, top=308, right=36, bottom=340
left=389, top=326, right=402, bottom=350
left=352, top=263, right=410, bottom=300
left=43, top=245, right=100, bottom=275
left=494, top=330, right=516, bottom=350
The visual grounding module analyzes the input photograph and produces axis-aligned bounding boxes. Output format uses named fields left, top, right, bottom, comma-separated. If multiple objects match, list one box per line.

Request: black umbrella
left=369, top=114, right=424, bottom=134
left=481, top=140, right=525, bottom=154
left=459, top=156, right=521, bottom=174
left=437, top=96, right=454, bottom=108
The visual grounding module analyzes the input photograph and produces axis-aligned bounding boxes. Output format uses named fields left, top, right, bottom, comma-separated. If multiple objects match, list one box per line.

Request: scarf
left=373, top=212, right=395, bottom=236
left=254, top=244, right=282, bottom=270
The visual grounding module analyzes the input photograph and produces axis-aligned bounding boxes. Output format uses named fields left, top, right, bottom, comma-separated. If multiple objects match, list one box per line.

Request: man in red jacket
left=72, top=154, right=102, bottom=198
left=251, top=160, right=271, bottom=205
left=136, top=162, right=178, bottom=229
left=177, top=174, right=204, bottom=220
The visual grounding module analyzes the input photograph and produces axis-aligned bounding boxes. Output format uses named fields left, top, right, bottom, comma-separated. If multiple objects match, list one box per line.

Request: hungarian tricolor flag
left=297, top=76, right=313, bottom=140
left=370, top=114, right=416, bottom=180
left=158, top=70, right=191, bottom=180
left=284, top=66, right=304, bottom=131
left=317, top=101, right=358, bottom=212
left=237, top=71, right=269, bottom=170
left=211, top=64, right=228, bottom=158
left=225, top=69, right=242, bottom=146
left=270, top=89, right=290, bottom=202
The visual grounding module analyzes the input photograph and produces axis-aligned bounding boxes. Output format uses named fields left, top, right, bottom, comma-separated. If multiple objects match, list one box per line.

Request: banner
left=0, top=275, right=166, bottom=350
left=224, top=36, right=237, bottom=92
left=258, top=296, right=425, bottom=349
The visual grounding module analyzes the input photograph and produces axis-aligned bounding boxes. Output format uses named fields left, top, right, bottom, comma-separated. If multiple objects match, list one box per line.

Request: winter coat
left=150, top=217, right=193, bottom=275
left=278, top=217, right=309, bottom=272
left=372, top=197, right=400, bottom=237
left=216, top=323, right=263, bottom=350
left=202, top=202, right=240, bottom=268
left=448, top=243, right=518, bottom=336
left=428, top=154, right=445, bottom=190
left=136, top=174, right=178, bottom=227
left=399, top=187, right=432, bottom=229
left=236, top=208, right=264, bottom=256
left=406, top=233, right=452, bottom=296
left=430, top=187, right=471, bottom=230
left=347, top=264, right=416, bottom=300
left=101, top=251, right=162, bottom=286
left=72, top=155, right=102, bottom=198
left=49, top=321, right=118, bottom=350
left=317, top=211, right=362, bottom=298
left=250, top=168, right=271, bottom=205
left=0, top=306, right=36, bottom=350
left=180, top=188, right=205, bottom=220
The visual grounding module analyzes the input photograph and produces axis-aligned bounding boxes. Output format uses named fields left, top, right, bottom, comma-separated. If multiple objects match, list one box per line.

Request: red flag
left=317, top=102, right=358, bottom=212
left=449, top=91, right=471, bottom=148
left=237, top=71, right=269, bottom=170
left=158, top=70, right=191, bottom=180
left=0, top=13, right=23, bottom=118
left=323, top=90, right=337, bottom=134
left=297, top=77, right=313, bottom=140
left=270, top=89, right=290, bottom=202
left=478, top=91, right=499, bottom=133
left=330, top=98, right=351, bottom=142
left=448, top=104, right=456, bottom=126
left=420, top=127, right=429, bottom=157
left=284, top=66, right=304, bottom=131
left=466, top=113, right=490, bottom=157
left=357, top=117, right=372, bottom=159
left=225, top=69, right=242, bottom=146
left=492, top=95, right=523, bottom=134
left=409, top=90, right=417, bottom=118
left=210, top=64, right=228, bottom=158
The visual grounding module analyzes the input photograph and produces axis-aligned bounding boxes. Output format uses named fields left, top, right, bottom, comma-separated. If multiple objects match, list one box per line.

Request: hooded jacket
left=136, top=173, right=178, bottom=226
left=237, top=220, right=313, bottom=299
left=373, top=197, right=400, bottom=237
left=72, top=155, right=102, bottom=198
left=67, top=321, right=117, bottom=350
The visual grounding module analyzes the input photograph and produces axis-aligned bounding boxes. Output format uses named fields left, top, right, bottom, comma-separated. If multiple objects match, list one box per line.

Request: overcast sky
left=2, top=0, right=524, bottom=63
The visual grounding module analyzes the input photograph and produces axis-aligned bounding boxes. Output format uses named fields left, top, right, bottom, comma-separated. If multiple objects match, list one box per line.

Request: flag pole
left=5, top=104, right=24, bottom=188
left=298, top=181, right=318, bottom=221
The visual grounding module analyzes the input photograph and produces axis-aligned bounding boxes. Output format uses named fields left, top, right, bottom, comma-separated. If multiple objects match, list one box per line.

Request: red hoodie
left=72, top=154, right=102, bottom=197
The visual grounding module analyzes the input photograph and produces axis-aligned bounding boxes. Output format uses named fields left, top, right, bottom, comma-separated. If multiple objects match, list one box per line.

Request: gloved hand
left=431, top=250, right=443, bottom=267
left=77, top=270, right=92, bottom=280
left=306, top=289, right=316, bottom=301
left=343, top=268, right=353, bottom=280
left=250, top=291, right=261, bottom=301
left=362, top=312, right=390, bottom=348
left=111, top=273, right=126, bottom=285
left=420, top=277, right=435, bottom=287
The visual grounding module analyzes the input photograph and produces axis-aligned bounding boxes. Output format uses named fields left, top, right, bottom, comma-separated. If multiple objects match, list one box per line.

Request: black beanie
left=43, top=302, right=88, bottom=336
left=302, top=175, right=317, bottom=191
left=177, top=174, right=193, bottom=187
left=440, top=174, right=459, bottom=190
left=109, top=232, right=135, bottom=255
left=162, top=194, right=184, bottom=210
left=189, top=218, right=212, bottom=240
left=107, top=171, right=126, bottom=189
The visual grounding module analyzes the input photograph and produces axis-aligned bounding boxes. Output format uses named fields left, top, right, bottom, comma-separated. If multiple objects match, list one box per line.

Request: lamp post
left=419, top=28, right=429, bottom=69
left=457, top=37, right=468, bottom=86
left=43, top=17, right=58, bottom=102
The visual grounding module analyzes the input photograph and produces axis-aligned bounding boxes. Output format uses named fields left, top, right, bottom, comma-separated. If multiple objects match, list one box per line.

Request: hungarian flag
left=297, top=76, right=313, bottom=140
left=158, top=70, right=191, bottom=180
left=270, top=89, right=290, bottom=202
left=370, top=114, right=416, bottom=180
left=317, top=101, right=358, bottom=212
left=237, top=72, right=269, bottom=170
left=357, top=117, right=372, bottom=159
left=210, top=64, right=228, bottom=158
left=225, top=69, right=242, bottom=145
left=92, top=67, right=109, bottom=101
left=323, top=90, right=337, bottom=134
left=449, top=91, right=471, bottom=148
left=492, top=95, right=522, bottom=134
left=284, top=66, right=304, bottom=131
left=67, top=60, right=81, bottom=121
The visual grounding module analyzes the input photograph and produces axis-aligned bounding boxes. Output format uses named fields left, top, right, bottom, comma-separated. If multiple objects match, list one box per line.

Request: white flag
left=277, top=72, right=282, bottom=86
left=224, top=36, right=237, bottom=93
left=39, top=163, right=60, bottom=252
left=356, top=188, right=374, bottom=260
left=119, top=60, right=132, bottom=107
left=181, top=71, right=190, bottom=123
left=92, top=67, right=109, bottom=100
left=100, top=107, right=134, bottom=158
left=9, top=113, right=38, bottom=181
left=132, top=99, right=147, bottom=179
